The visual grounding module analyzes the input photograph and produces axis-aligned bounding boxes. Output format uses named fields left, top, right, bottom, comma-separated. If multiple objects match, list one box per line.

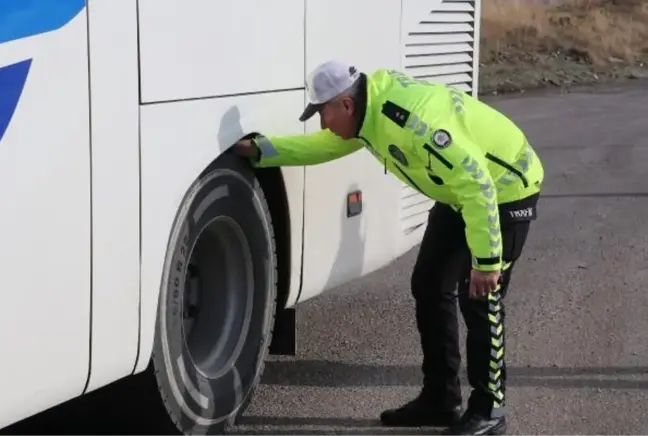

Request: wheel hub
left=181, top=216, right=254, bottom=379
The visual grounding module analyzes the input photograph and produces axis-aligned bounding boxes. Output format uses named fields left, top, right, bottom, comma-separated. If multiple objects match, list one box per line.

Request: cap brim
left=299, top=103, right=322, bottom=122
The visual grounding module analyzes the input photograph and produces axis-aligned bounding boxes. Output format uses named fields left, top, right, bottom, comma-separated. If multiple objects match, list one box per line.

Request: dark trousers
left=411, top=194, right=538, bottom=418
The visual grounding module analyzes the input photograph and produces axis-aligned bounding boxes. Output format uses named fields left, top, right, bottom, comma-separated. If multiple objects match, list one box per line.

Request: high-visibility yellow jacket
left=251, top=69, right=544, bottom=272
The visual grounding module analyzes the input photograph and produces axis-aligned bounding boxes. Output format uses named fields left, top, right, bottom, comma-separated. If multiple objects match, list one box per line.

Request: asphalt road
left=4, top=80, right=648, bottom=435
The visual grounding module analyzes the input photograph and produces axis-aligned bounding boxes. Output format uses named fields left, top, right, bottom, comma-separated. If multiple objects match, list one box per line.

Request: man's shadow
left=321, top=182, right=366, bottom=293
left=216, top=105, right=246, bottom=153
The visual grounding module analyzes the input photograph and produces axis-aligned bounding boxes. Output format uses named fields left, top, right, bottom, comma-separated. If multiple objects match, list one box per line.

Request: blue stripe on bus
left=0, top=0, right=86, bottom=45
left=0, top=1, right=85, bottom=145
left=0, top=60, right=32, bottom=144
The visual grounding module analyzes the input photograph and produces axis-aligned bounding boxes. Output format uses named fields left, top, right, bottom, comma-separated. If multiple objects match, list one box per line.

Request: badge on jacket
left=432, top=129, right=452, bottom=148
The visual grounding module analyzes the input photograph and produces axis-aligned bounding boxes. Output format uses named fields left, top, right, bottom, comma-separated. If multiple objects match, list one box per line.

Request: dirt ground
left=479, top=0, right=648, bottom=95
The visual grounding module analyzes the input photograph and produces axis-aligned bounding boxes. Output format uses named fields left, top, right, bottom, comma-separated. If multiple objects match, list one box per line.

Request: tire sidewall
left=153, top=163, right=276, bottom=434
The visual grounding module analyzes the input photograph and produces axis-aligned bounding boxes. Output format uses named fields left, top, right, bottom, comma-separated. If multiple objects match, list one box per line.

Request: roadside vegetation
left=479, top=0, right=648, bottom=94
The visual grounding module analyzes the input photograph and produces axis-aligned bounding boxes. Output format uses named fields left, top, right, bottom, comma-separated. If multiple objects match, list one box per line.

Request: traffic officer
left=232, top=60, right=544, bottom=435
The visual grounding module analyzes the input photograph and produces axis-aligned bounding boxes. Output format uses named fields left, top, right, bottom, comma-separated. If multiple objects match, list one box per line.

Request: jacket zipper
left=485, top=152, right=528, bottom=188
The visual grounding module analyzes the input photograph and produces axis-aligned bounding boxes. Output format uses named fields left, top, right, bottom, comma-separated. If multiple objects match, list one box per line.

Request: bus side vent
left=403, top=0, right=478, bottom=94
left=400, top=185, right=433, bottom=234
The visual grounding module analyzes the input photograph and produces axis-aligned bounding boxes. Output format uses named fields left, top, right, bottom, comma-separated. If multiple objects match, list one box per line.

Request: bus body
left=0, top=0, right=481, bottom=431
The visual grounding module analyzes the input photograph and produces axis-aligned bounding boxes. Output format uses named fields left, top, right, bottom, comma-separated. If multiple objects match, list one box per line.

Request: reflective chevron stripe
left=488, top=290, right=505, bottom=417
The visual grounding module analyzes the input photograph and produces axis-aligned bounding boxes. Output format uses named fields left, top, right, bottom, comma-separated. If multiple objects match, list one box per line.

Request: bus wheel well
left=252, top=166, right=297, bottom=356
left=201, top=149, right=295, bottom=355
left=253, top=166, right=291, bottom=311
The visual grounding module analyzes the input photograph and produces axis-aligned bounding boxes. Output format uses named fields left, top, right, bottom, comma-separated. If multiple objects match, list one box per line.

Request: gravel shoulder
left=479, top=0, right=648, bottom=96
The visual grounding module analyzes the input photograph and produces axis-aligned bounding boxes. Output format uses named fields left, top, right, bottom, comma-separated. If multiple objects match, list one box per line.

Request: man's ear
left=342, top=96, right=356, bottom=115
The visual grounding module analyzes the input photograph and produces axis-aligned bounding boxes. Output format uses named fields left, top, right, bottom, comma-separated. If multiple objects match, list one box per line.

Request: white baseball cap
left=299, top=60, right=362, bottom=122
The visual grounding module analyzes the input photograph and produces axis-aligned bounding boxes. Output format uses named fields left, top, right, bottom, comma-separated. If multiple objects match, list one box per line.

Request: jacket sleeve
left=250, top=129, right=363, bottom=168
left=421, top=131, right=503, bottom=272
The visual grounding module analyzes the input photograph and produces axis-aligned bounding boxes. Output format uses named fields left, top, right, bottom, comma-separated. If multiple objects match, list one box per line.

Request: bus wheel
left=152, top=154, right=277, bottom=434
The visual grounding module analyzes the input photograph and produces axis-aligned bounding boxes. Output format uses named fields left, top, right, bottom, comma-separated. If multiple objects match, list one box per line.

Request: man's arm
left=452, top=155, right=502, bottom=272
left=420, top=131, right=502, bottom=273
left=234, top=129, right=363, bottom=168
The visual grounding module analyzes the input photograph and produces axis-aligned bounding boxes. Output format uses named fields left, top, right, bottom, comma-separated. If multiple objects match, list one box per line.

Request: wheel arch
left=253, top=166, right=292, bottom=311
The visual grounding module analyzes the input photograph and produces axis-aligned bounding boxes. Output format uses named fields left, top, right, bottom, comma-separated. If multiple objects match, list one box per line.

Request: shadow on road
left=230, top=361, right=648, bottom=433
left=260, top=359, right=648, bottom=390
left=232, top=416, right=439, bottom=435
left=3, top=358, right=646, bottom=435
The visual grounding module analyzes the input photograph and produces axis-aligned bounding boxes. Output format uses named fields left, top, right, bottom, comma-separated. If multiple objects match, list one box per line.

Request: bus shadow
left=4, top=354, right=646, bottom=435
left=259, top=359, right=648, bottom=390
left=232, top=415, right=437, bottom=434
left=230, top=361, right=648, bottom=433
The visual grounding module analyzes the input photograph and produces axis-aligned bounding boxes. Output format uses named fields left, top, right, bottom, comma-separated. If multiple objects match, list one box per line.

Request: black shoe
left=380, top=394, right=462, bottom=427
left=442, top=409, right=507, bottom=435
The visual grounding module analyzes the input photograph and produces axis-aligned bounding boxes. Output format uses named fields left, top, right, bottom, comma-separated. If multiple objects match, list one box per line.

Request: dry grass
left=481, top=0, right=648, bottom=66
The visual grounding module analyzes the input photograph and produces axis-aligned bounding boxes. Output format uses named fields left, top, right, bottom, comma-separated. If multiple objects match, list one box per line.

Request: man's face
left=319, top=96, right=357, bottom=139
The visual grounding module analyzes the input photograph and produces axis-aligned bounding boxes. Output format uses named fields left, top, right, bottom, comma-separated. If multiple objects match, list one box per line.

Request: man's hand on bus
left=232, top=138, right=260, bottom=160
left=469, top=268, right=501, bottom=299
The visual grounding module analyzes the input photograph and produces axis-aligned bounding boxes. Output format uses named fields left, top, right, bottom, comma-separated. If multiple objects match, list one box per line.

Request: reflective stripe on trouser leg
left=487, top=261, right=511, bottom=418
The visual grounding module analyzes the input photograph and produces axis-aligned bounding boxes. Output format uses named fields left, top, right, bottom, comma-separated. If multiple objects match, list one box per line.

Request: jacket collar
left=356, top=72, right=377, bottom=140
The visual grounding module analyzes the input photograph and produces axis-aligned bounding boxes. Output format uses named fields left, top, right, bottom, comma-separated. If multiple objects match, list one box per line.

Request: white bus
left=0, top=0, right=481, bottom=433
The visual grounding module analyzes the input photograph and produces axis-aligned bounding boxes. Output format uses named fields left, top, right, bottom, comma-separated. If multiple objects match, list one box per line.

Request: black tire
left=151, top=154, right=277, bottom=434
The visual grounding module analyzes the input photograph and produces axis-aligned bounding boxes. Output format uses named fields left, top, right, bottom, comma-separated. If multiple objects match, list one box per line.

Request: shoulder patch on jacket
left=432, top=129, right=452, bottom=148
left=381, top=101, right=410, bottom=128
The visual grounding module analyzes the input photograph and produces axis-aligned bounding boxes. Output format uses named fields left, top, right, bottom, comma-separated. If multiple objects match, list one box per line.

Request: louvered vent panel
left=401, top=185, right=433, bottom=234
left=399, top=0, right=477, bottom=234
left=404, top=0, right=476, bottom=90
